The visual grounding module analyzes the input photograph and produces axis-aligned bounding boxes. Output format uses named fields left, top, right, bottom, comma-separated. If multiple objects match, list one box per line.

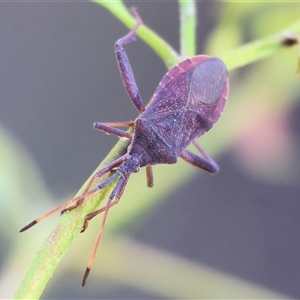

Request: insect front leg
left=60, top=154, right=128, bottom=214
left=114, top=8, right=145, bottom=113
left=81, top=175, right=130, bottom=286
left=180, top=140, right=219, bottom=174
left=81, top=175, right=129, bottom=233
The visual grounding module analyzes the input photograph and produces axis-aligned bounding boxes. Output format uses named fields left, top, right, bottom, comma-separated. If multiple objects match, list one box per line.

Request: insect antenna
left=82, top=175, right=130, bottom=286
left=19, top=186, right=99, bottom=232
left=20, top=154, right=128, bottom=232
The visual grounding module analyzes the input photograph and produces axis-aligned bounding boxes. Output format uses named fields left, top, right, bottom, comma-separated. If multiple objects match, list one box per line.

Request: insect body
left=132, top=55, right=227, bottom=167
left=21, top=8, right=229, bottom=286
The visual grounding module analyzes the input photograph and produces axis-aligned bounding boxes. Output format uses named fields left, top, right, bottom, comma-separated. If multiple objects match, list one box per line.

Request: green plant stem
left=13, top=139, right=130, bottom=299
left=222, top=22, right=300, bottom=70
left=179, top=0, right=197, bottom=56
left=92, top=237, right=287, bottom=299
left=13, top=2, right=300, bottom=299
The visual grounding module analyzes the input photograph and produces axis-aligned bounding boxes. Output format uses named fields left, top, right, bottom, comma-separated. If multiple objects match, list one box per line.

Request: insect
left=20, top=8, right=229, bottom=286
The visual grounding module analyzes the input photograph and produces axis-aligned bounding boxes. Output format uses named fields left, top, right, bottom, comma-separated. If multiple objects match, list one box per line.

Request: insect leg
left=115, top=8, right=145, bottom=113
left=100, top=121, right=134, bottom=127
left=19, top=187, right=100, bottom=232
left=60, top=175, right=97, bottom=214
left=93, top=122, right=133, bottom=139
left=180, top=140, right=219, bottom=174
left=60, top=154, right=127, bottom=213
left=20, top=154, right=128, bottom=232
left=192, top=140, right=219, bottom=167
left=81, top=174, right=129, bottom=233
left=82, top=175, right=129, bottom=286
left=146, top=166, right=154, bottom=187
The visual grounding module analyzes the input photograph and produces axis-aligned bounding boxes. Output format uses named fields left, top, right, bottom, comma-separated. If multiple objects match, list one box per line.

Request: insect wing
left=140, top=56, right=228, bottom=154
left=187, top=57, right=228, bottom=107
left=139, top=69, right=188, bottom=147
left=184, top=57, right=228, bottom=133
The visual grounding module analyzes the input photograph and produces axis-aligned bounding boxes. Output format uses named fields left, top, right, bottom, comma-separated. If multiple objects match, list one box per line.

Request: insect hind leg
left=114, top=8, right=145, bottom=114
left=180, top=140, right=219, bottom=174
left=60, top=154, right=128, bottom=215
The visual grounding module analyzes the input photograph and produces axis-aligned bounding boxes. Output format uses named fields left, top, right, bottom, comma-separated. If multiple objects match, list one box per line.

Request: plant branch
left=222, top=23, right=300, bottom=70
left=13, top=139, right=130, bottom=299
left=179, top=0, right=197, bottom=56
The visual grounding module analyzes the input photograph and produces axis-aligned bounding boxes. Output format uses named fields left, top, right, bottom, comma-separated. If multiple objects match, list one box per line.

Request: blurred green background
left=1, top=1, right=300, bottom=299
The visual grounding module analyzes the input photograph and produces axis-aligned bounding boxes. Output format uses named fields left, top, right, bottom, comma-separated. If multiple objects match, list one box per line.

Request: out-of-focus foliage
left=1, top=1, right=300, bottom=299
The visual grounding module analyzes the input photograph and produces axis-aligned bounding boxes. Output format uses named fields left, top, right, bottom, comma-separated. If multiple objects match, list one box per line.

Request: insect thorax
left=128, top=118, right=178, bottom=167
